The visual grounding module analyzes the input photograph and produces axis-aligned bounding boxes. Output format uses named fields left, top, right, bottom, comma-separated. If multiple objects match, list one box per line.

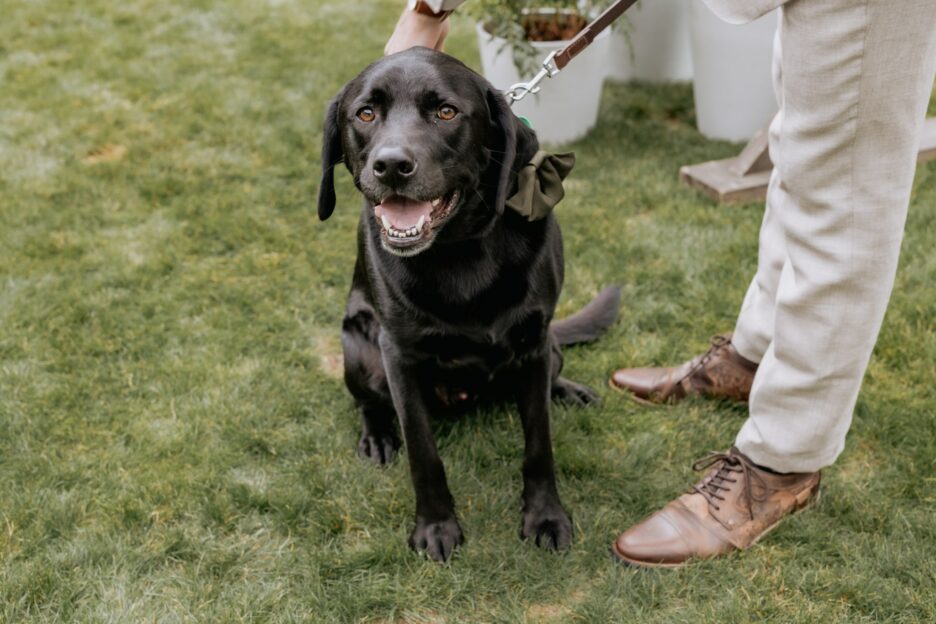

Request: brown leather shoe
left=609, top=334, right=758, bottom=404
left=611, top=447, right=820, bottom=568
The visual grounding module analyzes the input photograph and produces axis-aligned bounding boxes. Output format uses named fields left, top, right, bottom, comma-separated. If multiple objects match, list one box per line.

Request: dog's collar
left=505, top=150, right=576, bottom=221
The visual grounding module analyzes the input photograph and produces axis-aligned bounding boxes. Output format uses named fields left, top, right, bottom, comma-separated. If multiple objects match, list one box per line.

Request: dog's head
left=317, top=47, right=537, bottom=256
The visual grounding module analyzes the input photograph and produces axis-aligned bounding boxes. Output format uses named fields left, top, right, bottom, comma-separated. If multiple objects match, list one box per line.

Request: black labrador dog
left=318, top=47, right=620, bottom=562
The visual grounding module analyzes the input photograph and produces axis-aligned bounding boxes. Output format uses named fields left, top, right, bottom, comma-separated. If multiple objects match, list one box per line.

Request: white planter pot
left=688, top=2, right=778, bottom=142
left=608, top=0, right=692, bottom=83
left=476, top=19, right=610, bottom=145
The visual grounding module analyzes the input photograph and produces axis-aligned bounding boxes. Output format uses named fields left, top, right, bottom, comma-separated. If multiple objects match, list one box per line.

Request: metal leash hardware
left=503, top=0, right=641, bottom=106
left=504, top=51, right=561, bottom=105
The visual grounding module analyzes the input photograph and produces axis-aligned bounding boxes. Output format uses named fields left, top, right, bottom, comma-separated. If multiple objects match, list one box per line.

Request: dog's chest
left=406, top=311, right=547, bottom=407
left=416, top=309, right=544, bottom=362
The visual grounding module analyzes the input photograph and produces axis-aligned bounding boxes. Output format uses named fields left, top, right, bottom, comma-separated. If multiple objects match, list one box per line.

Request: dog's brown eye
left=437, top=105, right=458, bottom=121
left=357, top=107, right=376, bottom=122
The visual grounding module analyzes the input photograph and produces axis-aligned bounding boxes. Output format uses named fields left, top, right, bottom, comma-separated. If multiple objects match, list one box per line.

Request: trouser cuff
left=730, top=327, right=766, bottom=365
left=734, top=437, right=843, bottom=474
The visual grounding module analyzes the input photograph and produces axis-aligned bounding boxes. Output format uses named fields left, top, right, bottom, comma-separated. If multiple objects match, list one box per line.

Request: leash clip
left=504, top=51, right=561, bottom=106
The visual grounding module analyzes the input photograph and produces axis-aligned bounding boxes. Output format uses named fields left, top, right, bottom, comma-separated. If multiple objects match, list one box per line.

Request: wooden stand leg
left=918, top=116, right=936, bottom=163
left=679, top=117, right=936, bottom=204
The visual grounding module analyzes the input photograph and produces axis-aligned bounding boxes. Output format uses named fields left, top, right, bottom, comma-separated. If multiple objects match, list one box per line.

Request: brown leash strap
left=504, top=0, right=640, bottom=105
left=552, top=0, right=640, bottom=70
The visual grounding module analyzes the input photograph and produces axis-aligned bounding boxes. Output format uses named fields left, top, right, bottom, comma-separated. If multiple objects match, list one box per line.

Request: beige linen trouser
left=727, top=0, right=936, bottom=473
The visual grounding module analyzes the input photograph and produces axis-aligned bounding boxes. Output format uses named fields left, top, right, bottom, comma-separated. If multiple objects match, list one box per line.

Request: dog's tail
left=550, top=286, right=622, bottom=347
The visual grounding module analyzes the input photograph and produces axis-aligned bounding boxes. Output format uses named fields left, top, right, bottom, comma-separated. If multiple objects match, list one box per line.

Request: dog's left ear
left=485, top=88, right=537, bottom=214
left=317, top=91, right=345, bottom=221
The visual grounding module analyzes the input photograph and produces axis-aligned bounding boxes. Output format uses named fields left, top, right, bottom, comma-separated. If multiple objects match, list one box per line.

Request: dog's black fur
left=318, top=48, right=620, bottom=562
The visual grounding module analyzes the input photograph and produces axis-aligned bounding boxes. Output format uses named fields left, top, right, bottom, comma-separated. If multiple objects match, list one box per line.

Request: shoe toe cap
left=612, top=503, right=734, bottom=567
left=612, top=510, right=693, bottom=567
left=609, top=368, right=661, bottom=398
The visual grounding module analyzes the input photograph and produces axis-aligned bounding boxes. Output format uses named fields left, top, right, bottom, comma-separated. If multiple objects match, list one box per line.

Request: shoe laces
left=690, top=449, right=768, bottom=520
left=678, top=335, right=731, bottom=385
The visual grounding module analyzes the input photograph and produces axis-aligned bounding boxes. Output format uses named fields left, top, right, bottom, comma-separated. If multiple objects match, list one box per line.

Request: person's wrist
left=409, top=0, right=452, bottom=20
left=409, top=10, right=447, bottom=27
left=385, top=7, right=451, bottom=55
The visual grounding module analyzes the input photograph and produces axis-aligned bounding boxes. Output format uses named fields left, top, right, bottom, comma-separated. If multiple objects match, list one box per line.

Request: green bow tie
left=505, top=150, right=576, bottom=221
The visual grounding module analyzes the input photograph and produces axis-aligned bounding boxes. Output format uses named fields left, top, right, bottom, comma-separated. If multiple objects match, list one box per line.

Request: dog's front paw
left=552, top=377, right=600, bottom=408
left=409, top=515, right=464, bottom=562
left=521, top=500, right=573, bottom=551
left=357, top=430, right=399, bottom=465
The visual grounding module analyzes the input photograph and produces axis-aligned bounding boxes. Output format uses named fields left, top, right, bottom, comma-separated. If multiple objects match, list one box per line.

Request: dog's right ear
left=485, top=87, right=538, bottom=214
left=317, top=91, right=344, bottom=221
left=484, top=88, right=518, bottom=214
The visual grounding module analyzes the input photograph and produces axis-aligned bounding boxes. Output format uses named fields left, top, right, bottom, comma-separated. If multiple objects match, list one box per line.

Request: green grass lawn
left=2, top=1, right=936, bottom=621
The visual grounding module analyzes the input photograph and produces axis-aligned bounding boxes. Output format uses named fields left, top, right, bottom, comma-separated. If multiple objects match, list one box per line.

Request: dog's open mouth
left=373, top=190, right=459, bottom=252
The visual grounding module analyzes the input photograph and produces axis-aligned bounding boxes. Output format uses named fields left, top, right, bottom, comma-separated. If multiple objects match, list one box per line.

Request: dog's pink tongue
left=374, top=196, right=432, bottom=228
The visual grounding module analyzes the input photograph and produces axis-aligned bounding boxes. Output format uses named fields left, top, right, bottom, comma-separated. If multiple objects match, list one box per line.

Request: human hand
left=384, top=9, right=450, bottom=55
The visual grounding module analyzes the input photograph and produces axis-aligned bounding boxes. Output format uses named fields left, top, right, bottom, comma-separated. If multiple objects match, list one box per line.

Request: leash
left=504, top=0, right=640, bottom=106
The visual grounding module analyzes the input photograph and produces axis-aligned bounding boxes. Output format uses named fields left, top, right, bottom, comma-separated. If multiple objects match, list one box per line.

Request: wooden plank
left=730, top=124, right=771, bottom=176
left=681, top=117, right=936, bottom=204
left=918, top=117, right=936, bottom=163
left=679, top=158, right=772, bottom=203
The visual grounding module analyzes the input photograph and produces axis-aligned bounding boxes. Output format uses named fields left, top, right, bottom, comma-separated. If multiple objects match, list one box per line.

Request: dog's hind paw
left=409, top=515, right=464, bottom=563
left=551, top=377, right=601, bottom=407
left=357, top=431, right=399, bottom=465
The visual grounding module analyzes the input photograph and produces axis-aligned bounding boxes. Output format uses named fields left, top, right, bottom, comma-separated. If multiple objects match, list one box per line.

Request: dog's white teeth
left=381, top=212, right=436, bottom=239
left=384, top=224, right=420, bottom=238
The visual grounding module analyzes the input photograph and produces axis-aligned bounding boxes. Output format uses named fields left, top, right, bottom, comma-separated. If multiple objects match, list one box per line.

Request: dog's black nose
left=373, top=147, right=417, bottom=183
